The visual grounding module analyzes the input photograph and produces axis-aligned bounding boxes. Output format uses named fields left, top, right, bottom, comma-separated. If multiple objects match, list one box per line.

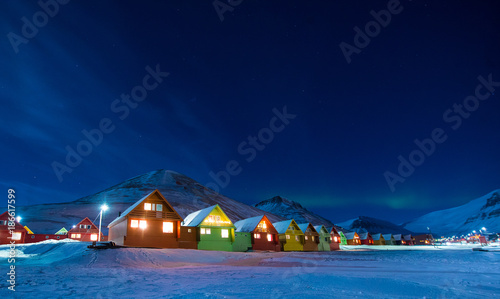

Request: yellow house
left=272, top=219, right=304, bottom=251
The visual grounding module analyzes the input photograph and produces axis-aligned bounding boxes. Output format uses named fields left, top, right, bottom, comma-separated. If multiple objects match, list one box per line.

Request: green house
left=273, top=219, right=304, bottom=251
left=314, top=225, right=331, bottom=251
left=233, top=231, right=252, bottom=252
left=182, top=205, right=235, bottom=252
left=339, top=231, right=347, bottom=245
left=55, top=227, right=68, bottom=235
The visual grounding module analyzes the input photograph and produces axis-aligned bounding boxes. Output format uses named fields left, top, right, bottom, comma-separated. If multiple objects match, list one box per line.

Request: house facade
left=0, top=211, right=26, bottom=245
left=372, top=233, right=385, bottom=245
left=345, top=232, right=360, bottom=245
left=298, top=223, right=319, bottom=251
left=182, top=204, right=235, bottom=251
left=273, top=220, right=304, bottom=251
left=359, top=232, right=374, bottom=245
left=327, top=226, right=341, bottom=250
left=234, top=215, right=280, bottom=251
left=108, top=190, right=183, bottom=248
left=382, top=234, right=396, bottom=245
left=68, top=217, right=103, bottom=242
left=314, top=225, right=331, bottom=251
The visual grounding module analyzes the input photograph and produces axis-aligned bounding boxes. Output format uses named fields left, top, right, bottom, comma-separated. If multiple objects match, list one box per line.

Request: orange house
left=298, top=223, right=319, bottom=251
left=68, top=217, right=103, bottom=242
left=108, top=190, right=183, bottom=248
left=0, top=211, right=26, bottom=244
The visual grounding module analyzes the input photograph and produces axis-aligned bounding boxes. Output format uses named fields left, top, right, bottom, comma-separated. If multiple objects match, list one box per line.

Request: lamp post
left=98, top=204, right=109, bottom=242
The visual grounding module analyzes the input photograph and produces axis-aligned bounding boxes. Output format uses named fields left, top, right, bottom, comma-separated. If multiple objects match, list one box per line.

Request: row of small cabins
left=0, top=190, right=433, bottom=250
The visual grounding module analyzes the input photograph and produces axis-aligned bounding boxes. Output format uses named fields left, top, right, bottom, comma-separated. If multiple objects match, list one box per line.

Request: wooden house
left=339, top=231, right=348, bottom=245
left=413, top=234, right=433, bottom=245
left=359, top=232, right=374, bottom=245
left=108, top=190, right=183, bottom=248
left=404, top=234, right=415, bottom=245
left=314, top=225, right=331, bottom=251
left=344, top=232, right=360, bottom=245
left=234, top=215, right=280, bottom=251
left=68, top=217, right=103, bottom=242
left=382, top=234, right=396, bottom=245
left=273, top=220, right=304, bottom=251
left=0, top=211, right=26, bottom=245
left=326, top=226, right=341, bottom=250
left=393, top=234, right=403, bottom=245
left=24, top=234, right=68, bottom=243
left=298, top=223, right=319, bottom=251
left=372, top=233, right=385, bottom=245
left=182, top=204, right=235, bottom=252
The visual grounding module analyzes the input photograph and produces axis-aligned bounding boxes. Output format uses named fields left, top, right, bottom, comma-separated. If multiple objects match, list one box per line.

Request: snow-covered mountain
left=17, top=170, right=285, bottom=234
left=336, top=216, right=413, bottom=235
left=403, top=190, right=500, bottom=236
left=253, top=196, right=334, bottom=227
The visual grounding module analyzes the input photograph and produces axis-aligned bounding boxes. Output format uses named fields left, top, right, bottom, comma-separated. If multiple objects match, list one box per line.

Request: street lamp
left=16, top=216, right=21, bottom=223
left=98, top=204, right=109, bottom=242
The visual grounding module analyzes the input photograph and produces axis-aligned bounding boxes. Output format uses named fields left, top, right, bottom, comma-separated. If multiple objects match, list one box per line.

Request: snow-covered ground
left=1, top=240, right=499, bottom=298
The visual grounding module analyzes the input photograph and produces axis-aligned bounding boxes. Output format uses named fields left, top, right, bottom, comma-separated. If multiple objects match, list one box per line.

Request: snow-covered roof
left=234, top=215, right=265, bottom=232
left=314, top=225, right=328, bottom=234
left=359, top=232, right=371, bottom=240
left=273, top=220, right=294, bottom=234
left=404, top=234, right=413, bottom=240
left=393, top=234, right=402, bottom=241
left=344, top=232, right=358, bottom=239
left=372, top=233, right=383, bottom=241
left=297, top=223, right=317, bottom=234
left=382, top=234, right=394, bottom=240
left=182, top=205, right=219, bottom=227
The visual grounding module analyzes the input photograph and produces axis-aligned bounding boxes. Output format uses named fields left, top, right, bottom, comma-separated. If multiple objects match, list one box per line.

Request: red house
left=327, top=226, right=341, bottom=250
left=0, top=211, right=26, bottom=244
left=404, top=234, right=415, bottom=245
left=68, top=217, right=103, bottom=242
left=234, top=215, right=280, bottom=251
left=24, top=234, right=68, bottom=243
left=359, top=232, right=374, bottom=245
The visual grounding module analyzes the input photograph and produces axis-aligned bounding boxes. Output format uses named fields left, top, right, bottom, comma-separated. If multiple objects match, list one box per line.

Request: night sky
left=1, top=1, right=499, bottom=224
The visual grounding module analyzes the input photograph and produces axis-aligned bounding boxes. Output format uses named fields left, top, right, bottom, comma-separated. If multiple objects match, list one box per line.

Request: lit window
left=206, top=228, right=211, bottom=235
left=131, top=220, right=139, bottom=228
left=334, top=236, right=338, bottom=242
left=286, top=234, right=290, bottom=240
left=262, top=222, right=267, bottom=229
left=188, top=229, right=192, bottom=233
left=254, top=233, right=261, bottom=239
left=90, top=234, right=98, bottom=241
left=312, top=236, right=315, bottom=241
left=295, top=236, right=300, bottom=242
left=144, top=203, right=152, bottom=210
left=11, top=232, right=22, bottom=241
left=200, top=228, right=206, bottom=234
left=139, top=220, right=147, bottom=229
left=267, top=234, right=273, bottom=242
left=156, top=204, right=163, bottom=211
left=163, top=222, right=174, bottom=233
left=77, top=234, right=81, bottom=238
left=221, top=229, right=229, bottom=238
left=305, top=236, right=308, bottom=240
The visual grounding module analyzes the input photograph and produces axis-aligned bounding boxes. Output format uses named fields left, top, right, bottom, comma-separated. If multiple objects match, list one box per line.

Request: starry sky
left=1, top=0, right=499, bottom=224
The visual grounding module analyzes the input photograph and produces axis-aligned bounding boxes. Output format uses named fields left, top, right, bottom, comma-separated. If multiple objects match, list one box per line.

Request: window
left=286, top=234, right=290, bottom=240
left=11, top=232, right=22, bottom=241
left=57, top=236, right=60, bottom=239
left=254, top=233, right=261, bottom=239
left=31, top=235, right=35, bottom=239
left=188, top=228, right=192, bottom=233
left=295, top=236, right=300, bottom=242
left=144, top=203, right=152, bottom=210
left=305, top=236, right=308, bottom=240
left=88, top=225, right=92, bottom=229
left=267, top=234, right=273, bottom=242
left=156, top=204, right=163, bottom=211
left=221, top=229, right=229, bottom=238
left=333, top=236, right=338, bottom=243
left=71, top=234, right=81, bottom=239
left=290, top=226, right=294, bottom=231
left=206, top=228, right=211, bottom=235
left=312, top=236, right=315, bottom=242
left=200, top=228, right=206, bottom=234
left=80, top=224, right=85, bottom=229
left=90, top=234, right=98, bottom=241
left=163, top=222, right=174, bottom=233
left=45, top=236, right=49, bottom=239
left=139, top=220, right=147, bottom=229
left=131, top=220, right=139, bottom=228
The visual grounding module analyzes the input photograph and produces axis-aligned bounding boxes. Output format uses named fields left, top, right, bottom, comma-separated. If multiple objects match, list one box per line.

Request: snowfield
left=1, top=240, right=499, bottom=298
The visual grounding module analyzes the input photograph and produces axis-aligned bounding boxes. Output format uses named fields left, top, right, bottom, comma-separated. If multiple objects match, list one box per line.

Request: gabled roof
left=234, top=215, right=273, bottom=233
left=359, top=232, right=372, bottom=240
left=24, top=226, right=34, bottom=234
left=393, top=234, right=402, bottom=241
left=344, top=232, right=358, bottom=239
left=69, top=217, right=99, bottom=231
left=382, top=234, right=394, bottom=240
left=314, top=225, right=329, bottom=234
left=108, top=189, right=182, bottom=227
left=372, top=233, right=384, bottom=241
left=297, top=223, right=317, bottom=234
left=404, top=234, right=413, bottom=240
left=182, top=204, right=233, bottom=227
left=272, top=219, right=302, bottom=234
left=327, top=226, right=340, bottom=235
left=55, top=227, right=68, bottom=235
left=0, top=211, right=24, bottom=230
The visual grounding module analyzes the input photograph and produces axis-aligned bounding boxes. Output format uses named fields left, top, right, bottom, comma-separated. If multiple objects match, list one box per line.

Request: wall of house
left=317, top=232, right=331, bottom=251
left=252, top=232, right=280, bottom=251
left=198, top=227, right=234, bottom=251
left=125, top=218, right=180, bottom=248
left=179, top=226, right=198, bottom=249
left=232, top=232, right=252, bottom=252
left=108, top=219, right=127, bottom=246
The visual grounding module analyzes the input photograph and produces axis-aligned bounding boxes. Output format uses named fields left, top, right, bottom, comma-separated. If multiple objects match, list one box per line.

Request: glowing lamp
left=16, top=216, right=21, bottom=222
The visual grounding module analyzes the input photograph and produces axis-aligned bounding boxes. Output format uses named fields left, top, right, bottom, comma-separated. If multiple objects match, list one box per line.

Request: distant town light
left=481, top=227, right=487, bottom=231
